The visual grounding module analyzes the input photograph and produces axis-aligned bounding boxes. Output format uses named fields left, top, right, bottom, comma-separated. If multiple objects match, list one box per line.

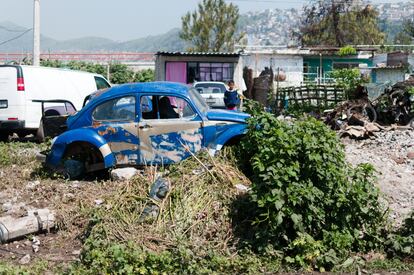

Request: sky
left=0, top=0, right=411, bottom=41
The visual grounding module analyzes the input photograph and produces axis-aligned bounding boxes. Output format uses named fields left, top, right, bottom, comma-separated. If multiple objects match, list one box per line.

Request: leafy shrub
left=238, top=112, right=387, bottom=270
left=133, top=68, right=155, bottom=82
left=386, top=211, right=414, bottom=258
left=69, top=240, right=281, bottom=275
left=338, top=46, right=357, bottom=56
left=330, top=68, right=367, bottom=99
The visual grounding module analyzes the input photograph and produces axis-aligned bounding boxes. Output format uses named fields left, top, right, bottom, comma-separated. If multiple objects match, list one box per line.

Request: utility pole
left=33, top=0, right=40, bottom=66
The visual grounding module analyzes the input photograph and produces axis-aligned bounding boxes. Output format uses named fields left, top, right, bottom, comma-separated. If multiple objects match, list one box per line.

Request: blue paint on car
left=44, top=82, right=249, bottom=173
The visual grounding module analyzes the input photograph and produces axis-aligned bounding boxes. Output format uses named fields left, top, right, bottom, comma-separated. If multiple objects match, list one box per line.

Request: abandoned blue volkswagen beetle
left=43, top=82, right=249, bottom=178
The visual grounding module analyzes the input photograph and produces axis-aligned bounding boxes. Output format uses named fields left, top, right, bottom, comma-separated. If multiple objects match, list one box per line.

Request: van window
left=93, top=96, right=135, bottom=121
left=94, top=76, right=110, bottom=90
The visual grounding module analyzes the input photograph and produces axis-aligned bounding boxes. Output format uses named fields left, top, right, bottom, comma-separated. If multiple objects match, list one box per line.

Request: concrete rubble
left=0, top=208, right=55, bottom=243
left=110, top=167, right=140, bottom=181
left=344, top=129, right=414, bottom=225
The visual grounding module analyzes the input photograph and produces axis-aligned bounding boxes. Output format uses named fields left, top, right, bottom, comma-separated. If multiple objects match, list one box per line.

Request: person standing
left=224, top=80, right=241, bottom=111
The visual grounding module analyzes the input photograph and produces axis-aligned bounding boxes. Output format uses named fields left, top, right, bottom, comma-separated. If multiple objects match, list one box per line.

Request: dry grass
left=87, top=150, right=251, bottom=256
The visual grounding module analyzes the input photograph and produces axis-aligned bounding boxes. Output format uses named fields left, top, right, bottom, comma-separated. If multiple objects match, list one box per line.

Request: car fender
left=207, top=123, right=246, bottom=155
left=46, top=128, right=116, bottom=168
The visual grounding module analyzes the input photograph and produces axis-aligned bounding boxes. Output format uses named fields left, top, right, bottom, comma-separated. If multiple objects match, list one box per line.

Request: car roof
left=194, top=81, right=226, bottom=85
left=90, top=81, right=190, bottom=102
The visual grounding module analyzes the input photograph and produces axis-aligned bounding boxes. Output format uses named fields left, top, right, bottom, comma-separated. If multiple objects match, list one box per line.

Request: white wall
left=242, top=53, right=304, bottom=87
left=375, top=69, right=406, bottom=84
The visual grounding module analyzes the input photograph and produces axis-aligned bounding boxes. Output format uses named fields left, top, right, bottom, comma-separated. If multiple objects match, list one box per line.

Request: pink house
left=155, top=51, right=244, bottom=87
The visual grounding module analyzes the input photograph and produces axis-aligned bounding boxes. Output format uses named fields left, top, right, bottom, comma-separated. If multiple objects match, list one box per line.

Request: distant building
left=302, top=47, right=376, bottom=83
left=154, top=51, right=244, bottom=88
left=242, top=48, right=305, bottom=87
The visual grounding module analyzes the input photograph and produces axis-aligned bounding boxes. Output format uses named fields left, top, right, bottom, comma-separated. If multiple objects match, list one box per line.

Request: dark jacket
left=224, top=90, right=240, bottom=108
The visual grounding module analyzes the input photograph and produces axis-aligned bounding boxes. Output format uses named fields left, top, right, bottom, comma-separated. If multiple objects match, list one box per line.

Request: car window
left=93, top=96, right=136, bottom=121
left=140, top=95, right=195, bottom=120
left=194, top=83, right=226, bottom=94
left=189, top=88, right=208, bottom=113
left=94, top=76, right=111, bottom=90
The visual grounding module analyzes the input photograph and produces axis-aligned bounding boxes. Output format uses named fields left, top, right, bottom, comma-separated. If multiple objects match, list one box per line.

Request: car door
left=91, top=95, right=140, bottom=165
left=137, top=94, right=203, bottom=165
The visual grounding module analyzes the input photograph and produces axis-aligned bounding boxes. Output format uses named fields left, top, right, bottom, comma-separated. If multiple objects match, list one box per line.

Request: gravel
left=344, top=129, right=414, bottom=225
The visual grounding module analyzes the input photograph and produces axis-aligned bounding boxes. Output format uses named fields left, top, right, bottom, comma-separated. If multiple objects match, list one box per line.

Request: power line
left=0, top=25, right=29, bottom=33
left=0, top=28, right=33, bottom=47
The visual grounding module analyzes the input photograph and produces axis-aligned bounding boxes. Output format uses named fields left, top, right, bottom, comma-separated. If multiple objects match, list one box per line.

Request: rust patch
left=115, top=154, right=129, bottom=164
left=92, top=121, right=102, bottom=128
left=98, top=126, right=117, bottom=136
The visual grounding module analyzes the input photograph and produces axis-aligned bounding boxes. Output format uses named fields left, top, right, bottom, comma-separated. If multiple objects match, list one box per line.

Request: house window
left=333, top=62, right=359, bottom=69
left=186, top=62, right=234, bottom=83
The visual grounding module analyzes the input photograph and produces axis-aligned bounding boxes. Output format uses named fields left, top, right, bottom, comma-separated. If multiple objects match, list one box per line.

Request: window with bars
left=187, top=62, right=234, bottom=83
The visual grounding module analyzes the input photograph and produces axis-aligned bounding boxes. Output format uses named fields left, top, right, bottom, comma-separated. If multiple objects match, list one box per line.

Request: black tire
left=407, top=118, right=414, bottom=129
left=62, top=142, right=103, bottom=180
left=347, top=104, right=377, bottom=123
left=0, top=132, right=8, bottom=142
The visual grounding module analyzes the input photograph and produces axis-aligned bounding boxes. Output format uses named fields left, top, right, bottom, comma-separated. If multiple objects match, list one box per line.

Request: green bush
left=330, top=68, right=367, bottom=99
left=338, top=46, right=357, bottom=56
left=238, top=112, right=387, bottom=270
left=386, top=211, right=414, bottom=259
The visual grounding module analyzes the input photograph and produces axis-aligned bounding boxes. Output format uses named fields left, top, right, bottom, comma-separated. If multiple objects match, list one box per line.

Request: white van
left=0, top=65, right=110, bottom=141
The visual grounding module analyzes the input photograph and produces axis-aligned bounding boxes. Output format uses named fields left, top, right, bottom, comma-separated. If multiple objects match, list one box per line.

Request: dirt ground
left=344, top=129, right=414, bottom=226
left=0, top=129, right=413, bottom=269
left=0, top=158, right=120, bottom=268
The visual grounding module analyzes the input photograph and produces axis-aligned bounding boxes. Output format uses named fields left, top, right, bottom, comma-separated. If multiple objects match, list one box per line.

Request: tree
left=394, top=19, right=414, bottom=44
left=180, top=0, right=244, bottom=52
left=297, top=0, right=385, bottom=47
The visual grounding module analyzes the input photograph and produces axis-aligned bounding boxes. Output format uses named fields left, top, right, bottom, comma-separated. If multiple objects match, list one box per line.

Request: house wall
left=372, top=68, right=406, bottom=84
left=242, top=53, right=303, bottom=87
left=303, top=56, right=373, bottom=80
left=155, top=55, right=243, bottom=88
left=409, top=54, right=414, bottom=69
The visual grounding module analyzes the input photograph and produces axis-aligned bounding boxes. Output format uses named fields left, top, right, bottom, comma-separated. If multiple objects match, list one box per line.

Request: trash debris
left=94, top=199, right=104, bottom=206
left=110, top=167, right=139, bottom=181
left=326, top=79, right=414, bottom=139
left=32, top=236, right=40, bottom=253
left=139, top=177, right=170, bottom=222
left=235, top=184, right=250, bottom=194
left=0, top=208, right=55, bottom=243
left=149, top=177, right=170, bottom=201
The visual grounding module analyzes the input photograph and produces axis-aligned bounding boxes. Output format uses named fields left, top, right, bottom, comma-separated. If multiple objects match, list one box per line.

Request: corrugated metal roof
left=304, top=47, right=378, bottom=52
left=156, top=51, right=241, bottom=57
left=372, top=65, right=406, bottom=70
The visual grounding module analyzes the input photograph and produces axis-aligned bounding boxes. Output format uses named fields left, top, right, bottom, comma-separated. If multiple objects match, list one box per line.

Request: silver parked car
left=193, top=81, right=226, bottom=108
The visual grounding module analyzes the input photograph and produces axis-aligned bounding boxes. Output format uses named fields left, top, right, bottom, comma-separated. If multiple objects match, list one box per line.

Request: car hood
left=206, top=109, right=250, bottom=123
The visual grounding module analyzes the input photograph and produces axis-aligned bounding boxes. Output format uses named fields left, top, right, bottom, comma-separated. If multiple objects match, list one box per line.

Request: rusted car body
left=42, top=82, right=249, bottom=177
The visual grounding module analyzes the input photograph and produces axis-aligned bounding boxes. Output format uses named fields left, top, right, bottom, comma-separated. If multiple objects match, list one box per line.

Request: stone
left=407, top=151, right=414, bottom=160
left=26, top=180, right=40, bottom=189
left=19, top=254, right=31, bottom=265
left=110, top=167, right=139, bottom=181
left=94, top=199, right=103, bottom=206
left=72, top=249, right=81, bottom=256
left=2, top=202, right=12, bottom=212
left=235, top=184, right=250, bottom=194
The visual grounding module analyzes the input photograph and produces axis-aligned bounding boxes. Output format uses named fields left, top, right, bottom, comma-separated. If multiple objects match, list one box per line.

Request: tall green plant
left=239, top=113, right=387, bottom=270
left=330, top=68, right=367, bottom=99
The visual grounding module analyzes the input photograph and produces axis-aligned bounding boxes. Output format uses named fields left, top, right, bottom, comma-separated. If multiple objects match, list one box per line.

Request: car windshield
left=189, top=88, right=209, bottom=113
left=194, top=83, right=226, bottom=94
